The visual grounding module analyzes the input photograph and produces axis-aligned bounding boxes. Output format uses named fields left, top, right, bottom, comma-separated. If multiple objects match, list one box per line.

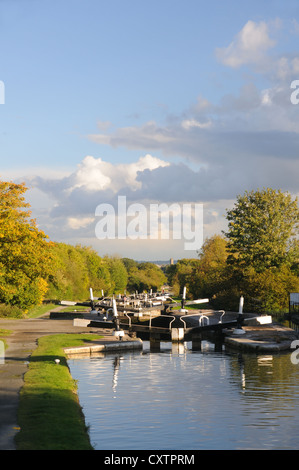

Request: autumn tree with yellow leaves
left=0, top=180, right=53, bottom=309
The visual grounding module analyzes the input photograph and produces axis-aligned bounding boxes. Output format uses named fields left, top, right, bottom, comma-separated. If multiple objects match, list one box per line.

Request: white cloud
left=67, top=216, right=95, bottom=230
left=215, top=18, right=299, bottom=84
left=30, top=154, right=173, bottom=224
left=70, top=156, right=112, bottom=192
left=261, top=88, right=272, bottom=106
left=68, top=154, right=170, bottom=193
left=181, top=119, right=212, bottom=130
left=216, top=20, right=275, bottom=68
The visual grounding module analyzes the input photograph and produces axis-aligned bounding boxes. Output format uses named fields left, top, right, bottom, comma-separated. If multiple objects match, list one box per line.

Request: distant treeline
left=46, top=243, right=167, bottom=301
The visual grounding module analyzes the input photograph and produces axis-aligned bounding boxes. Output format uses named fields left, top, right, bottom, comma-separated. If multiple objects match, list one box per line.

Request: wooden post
left=150, top=333, right=161, bottom=351
left=192, top=333, right=202, bottom=351
left=214, top=334, right=223, bottom=352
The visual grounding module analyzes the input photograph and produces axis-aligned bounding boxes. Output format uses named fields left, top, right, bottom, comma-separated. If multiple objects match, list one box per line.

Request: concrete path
left=0, top=311, right=114, bottom=450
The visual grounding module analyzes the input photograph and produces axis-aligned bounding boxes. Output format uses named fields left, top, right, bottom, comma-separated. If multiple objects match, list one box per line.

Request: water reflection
left=68, top=342, right=299, bottom=450
left=112, top=356, right=123, bottom=395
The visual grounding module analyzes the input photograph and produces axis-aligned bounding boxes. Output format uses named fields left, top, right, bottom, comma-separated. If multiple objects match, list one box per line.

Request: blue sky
left=1, top=0, right=299, bottom=260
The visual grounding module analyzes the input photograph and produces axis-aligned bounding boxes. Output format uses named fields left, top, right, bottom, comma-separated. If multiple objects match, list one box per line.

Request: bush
left=0, top=303, right=24, bottom=318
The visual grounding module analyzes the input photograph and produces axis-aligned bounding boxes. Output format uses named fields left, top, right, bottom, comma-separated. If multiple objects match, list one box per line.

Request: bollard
left=179, top=286, right=188, bottom=313
left=171, top=328, right=185, bottom=342
left=233, top=295, right=245, bottom=335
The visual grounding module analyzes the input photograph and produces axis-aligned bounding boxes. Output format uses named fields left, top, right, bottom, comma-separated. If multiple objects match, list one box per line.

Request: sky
left=0, top=0, right=299, bottom=261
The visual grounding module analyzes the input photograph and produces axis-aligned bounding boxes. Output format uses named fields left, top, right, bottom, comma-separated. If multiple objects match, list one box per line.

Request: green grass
left=0, top=303, right=58, bottom=319
left=0, top=328, right=12, bottom=336
left=59, top=305, right=90, bottom=311
left=25, top=303, right=58, bottom=318
left=170, top=297, right=211, bottom=311
left=16, top=333, right=103, bottom=450
left=26, top=303, right=90, bottom=317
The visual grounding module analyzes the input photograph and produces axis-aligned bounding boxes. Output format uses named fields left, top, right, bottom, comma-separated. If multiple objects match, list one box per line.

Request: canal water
left=68, top=341, right=299, bottom=450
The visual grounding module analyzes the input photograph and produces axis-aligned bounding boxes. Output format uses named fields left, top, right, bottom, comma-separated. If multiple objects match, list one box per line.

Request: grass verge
left=0, top=303, right=57, bottom=319
left=25, top=303, right=58, bottom=318
left=15, top=333, right=103, bottom=450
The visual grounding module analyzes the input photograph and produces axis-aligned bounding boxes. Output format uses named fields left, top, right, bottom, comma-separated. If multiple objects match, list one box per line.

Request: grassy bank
left=0, top=302, right=58, bottom=319
left=15, top=333, right=103, bottom=450
left=25, top=303, right=58, bottom=318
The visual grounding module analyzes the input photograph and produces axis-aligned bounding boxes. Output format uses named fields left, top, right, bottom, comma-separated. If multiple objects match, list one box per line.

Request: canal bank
left=0, top=312, right=142, bottom=450
left=224, top=323, right=299, bottom=352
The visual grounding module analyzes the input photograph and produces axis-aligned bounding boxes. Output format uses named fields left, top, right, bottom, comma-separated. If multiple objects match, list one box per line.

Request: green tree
left=46, top=243, right=114, bottom=300
left=122, top=259, right=166, bottom=293
left=166, top=237, right=231, bottom=307
left=165, top=258, right=200, bottom=298
left=46, top=243, right=89, bottom=300
left=194, top=235, right=229, bottom=303
left=242, top=265, right=299, bottom=313
left=105, top=256, right=128, bottom=294
left=223, top=188, right=299, bottom=312
left=224, top=188, right=299, bottom=272
left=76, top=245, right=111, bottom=296
left=0, top=180, right=53, bottom=309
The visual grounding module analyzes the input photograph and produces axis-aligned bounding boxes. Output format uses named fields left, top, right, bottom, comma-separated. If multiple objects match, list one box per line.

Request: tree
left=0, top=180, right=53, bottom=309
left=222, top=188, right=299, bottom=312
left=105, top=256, right=128, bottom=294
left=46, top=243, right=90, bottom=300
left=224, top=188, right=299, bottom=272
left=242, top=265, right=299, bottom=313
left=76, top=245, right=112, bottom=296
left=194, top=235, right=229, bottom=301
left=123, top=259, right=166, bottom=293
left=165, top=258, right=200, bottom=298
left=197, top=235, right=228, bottom=268
left=46, top=243, right=114, bottom=300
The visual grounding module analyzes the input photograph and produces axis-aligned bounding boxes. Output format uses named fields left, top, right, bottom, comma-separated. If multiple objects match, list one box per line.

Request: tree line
left=166, top=188, right=299, bottom=313
left=0, top=181, right=298, bottom=315
left=46, top=244, right=167, bottom=302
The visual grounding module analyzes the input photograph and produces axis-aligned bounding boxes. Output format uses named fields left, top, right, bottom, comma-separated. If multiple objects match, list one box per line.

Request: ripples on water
left=68, top=341, right=299, bottom=450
